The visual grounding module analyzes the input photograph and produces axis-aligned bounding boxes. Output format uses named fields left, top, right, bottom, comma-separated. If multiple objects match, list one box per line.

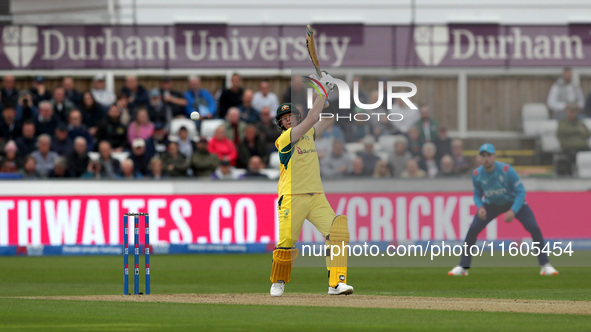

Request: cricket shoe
left=448, top=266, right=469, bottom=276
left=328, top=282, right=354, bottom=295
left=540, top=263, right=559, bottom=276
left=270, top=282, right=285, bottom=297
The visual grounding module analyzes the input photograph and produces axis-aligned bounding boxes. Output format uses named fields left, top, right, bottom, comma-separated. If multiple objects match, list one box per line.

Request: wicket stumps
left=123, top=213, right=150, bottom=295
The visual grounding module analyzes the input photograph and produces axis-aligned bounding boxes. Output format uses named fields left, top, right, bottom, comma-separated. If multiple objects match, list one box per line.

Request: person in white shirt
left=547, top=67, right=585, bottom=119
left=91, top=73, right=116, bottom=111
left=252, top=81, right=279, bottom=117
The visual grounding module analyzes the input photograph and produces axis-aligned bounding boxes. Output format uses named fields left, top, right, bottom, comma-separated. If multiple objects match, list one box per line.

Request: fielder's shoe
left=328, top=282, right=354, bottom=295
left=448, top=265, right=469, bottom=276
left=270, top=282, right=285, bottom=297
left=540, top=263, right=559, bottom=276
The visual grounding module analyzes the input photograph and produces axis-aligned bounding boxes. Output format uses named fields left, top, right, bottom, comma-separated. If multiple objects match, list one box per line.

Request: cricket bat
left=306, top=25, right=322, bottom=78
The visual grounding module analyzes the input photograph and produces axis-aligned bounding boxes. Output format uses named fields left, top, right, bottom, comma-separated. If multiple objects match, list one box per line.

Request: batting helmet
left=275, top=103, right=301, bottom=131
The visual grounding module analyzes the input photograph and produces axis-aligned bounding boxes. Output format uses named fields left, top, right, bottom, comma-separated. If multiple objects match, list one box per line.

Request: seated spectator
left=388, top=138, right=412, bottom=178
left=161, top=141, right=188, bottom=177
left=373, top=159, right=392, bottom=178
left=225, top=107, right=246, bottom=145
left=2, top=141, right=23, bottom=172
left=130, top=138, right=151, bottom=176
left=79, top=91, right=104, bottom=136
left=349, top=157, right=366, bottom=177
left=407, top=126, right=423, bottom=157
left=120, top=158, right=142, bottom=179
left=15, top=121, right=37, bottom=157
left=97, top=140, right=120, bottom=179
left=419, top=142, right=439, bottom=178
left=218, top=73, right=244, bottom=119
left=349, top=109, right=373, bottom=143
left=357, top=135, right=381, bottom=175
left=51, top=87, right=76, bottom=123
left=320, top=140, right=351, bottom=178
left=91, top=73, right=115, bottom=111
left=239, top=156, right=269, bottom=179
left=208, top=126, right=238, bottom=166
left=547, top=67, right=584, bottom=119
left=237, top=125, right=268, bottom=168
left=120, top=75, right=149, bottom=113
left=191, top=137, right=219, bottom=177
left=450, top=139, right=472, bottom=175
left=211, top=159, right=241, bottom=180
left=19, top=155, right=44, bottom=179
left=400, top=159, right=426, bottom=179
left=51, top=122, right=74, bottom=157
left=1, top=75, right=18, bottom=109
left=127, top=108, right=154, bottom=147
left=434, top=126, right=452, bottom=160
left=438, top=155, right=457, bottom=177
left=414, top=104, right=438, bottom=142
left=67, top=136, right=90, bottom=177
left=158, top=76, right=187, bottom=119
left=34, top=101, right=58, bottom=137
left=176, top=126, right=193, bottom=159
left=30, top=75, right=52, bottom=106
left=238, top=89, right=260, bottom=124
left=31, top=134, right=58, bottom=176
left=81, top=160, right=105, bottom=179
left=67, top=110, right=94, bottom=151
left=16, top=90, right=38, bottom=122
left=63, top=76, right=83, bottom=106
left=184, top=76, right=216, bottom=120
left=145, top=122, right=169, bottom=157
left=252, top=81, right=279, bottom=117
left=321, top=121, right=345, bottom=142
left=47, top=157, right=72, bottom=178
left=148, top=88, right=172, bottom=129
left=116, top=93, right=133, bottom=126
left=557, top=103, right=590, bottom=173
left=391, top=93, right=420, bottom=134
left=0, top=106, right=22, bottom=142
left=96, top=104, right=128, bottom=151
left=148, top=156, right=168, bottom=179
left=282, top=76, right=306, bottom=108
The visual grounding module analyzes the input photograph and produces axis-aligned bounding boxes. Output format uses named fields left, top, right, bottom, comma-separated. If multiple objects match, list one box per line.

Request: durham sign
left=1, top=24, right=590, bottom=69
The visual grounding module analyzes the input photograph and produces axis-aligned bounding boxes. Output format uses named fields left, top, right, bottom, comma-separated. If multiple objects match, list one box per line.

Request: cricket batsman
left=269, top=72, right=354, bottom=297
left=449, top=143, right=559, bottom=276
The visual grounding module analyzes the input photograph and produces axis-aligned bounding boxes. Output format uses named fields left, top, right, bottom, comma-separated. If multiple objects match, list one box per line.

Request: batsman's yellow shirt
left=276, top=127, right=323, bottom=196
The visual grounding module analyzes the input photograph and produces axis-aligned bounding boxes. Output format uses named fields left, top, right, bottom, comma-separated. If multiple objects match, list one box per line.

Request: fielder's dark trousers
left=459, top=203, right=549, bottom=268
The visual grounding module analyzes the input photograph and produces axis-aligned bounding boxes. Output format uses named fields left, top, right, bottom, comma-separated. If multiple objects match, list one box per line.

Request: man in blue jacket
left=449, top=143, right=558, bottom=276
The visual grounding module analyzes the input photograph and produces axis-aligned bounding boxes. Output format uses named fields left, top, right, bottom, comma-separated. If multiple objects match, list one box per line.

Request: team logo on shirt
left=296, top=147, right=316, bottom=154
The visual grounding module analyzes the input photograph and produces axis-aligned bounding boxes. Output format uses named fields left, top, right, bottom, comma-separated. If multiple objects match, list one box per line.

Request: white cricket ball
left=190, top=111, right=201, bottom=121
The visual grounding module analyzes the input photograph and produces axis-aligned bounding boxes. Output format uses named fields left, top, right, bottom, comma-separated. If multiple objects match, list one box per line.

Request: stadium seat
left=345, top=142, right=364, bottom=154
left=260, top=168, right=280, bottom=180
left=269, top=152, right=280, bottom=169
left=112, top=151, right=130, bottom=164
left=378, top=135, right=397, bottom=153
left=539, top=120, right=560, bottom=153
left=88, top=151, right=100, bottom=161
left=522, top=103, right=549, bottom=137
left=201, top=119, right=225, bottom=139
left=576, top=151, right=591, bottom=178
left=170, top=118, right=198, bottom=138
left=377, top=151, right=389, bottom=161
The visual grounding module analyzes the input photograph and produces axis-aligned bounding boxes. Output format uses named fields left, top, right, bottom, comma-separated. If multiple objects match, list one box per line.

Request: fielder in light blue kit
left=449, top=143, right=559, bottom=276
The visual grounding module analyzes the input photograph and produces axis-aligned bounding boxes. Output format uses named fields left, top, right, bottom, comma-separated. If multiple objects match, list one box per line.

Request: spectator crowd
left=0, top=73, right=478, bottom=180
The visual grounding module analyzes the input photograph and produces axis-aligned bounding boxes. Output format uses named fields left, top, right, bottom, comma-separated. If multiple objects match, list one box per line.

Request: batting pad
left=327, top=215, right=349, bottom=287
left=270, top=248, right=299, bottom=283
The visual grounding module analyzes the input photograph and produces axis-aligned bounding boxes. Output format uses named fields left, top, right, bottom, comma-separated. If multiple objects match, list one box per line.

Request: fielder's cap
left=479, top=143, right=496, bottom=155
left=93, top=73, right=105, bottom=82
left=132, top=138, right=146, bottom=149
left=150, top=88, right=160, bottom=98
left=220, top=159, right=230, bottom=166
left=363, top=135, right=375, bottom=145
left=34, top=75, right=44, bottom=83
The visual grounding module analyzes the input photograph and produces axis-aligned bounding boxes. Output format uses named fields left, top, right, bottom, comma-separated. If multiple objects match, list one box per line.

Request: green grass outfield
left=0, top=253, right=590, bottom=331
